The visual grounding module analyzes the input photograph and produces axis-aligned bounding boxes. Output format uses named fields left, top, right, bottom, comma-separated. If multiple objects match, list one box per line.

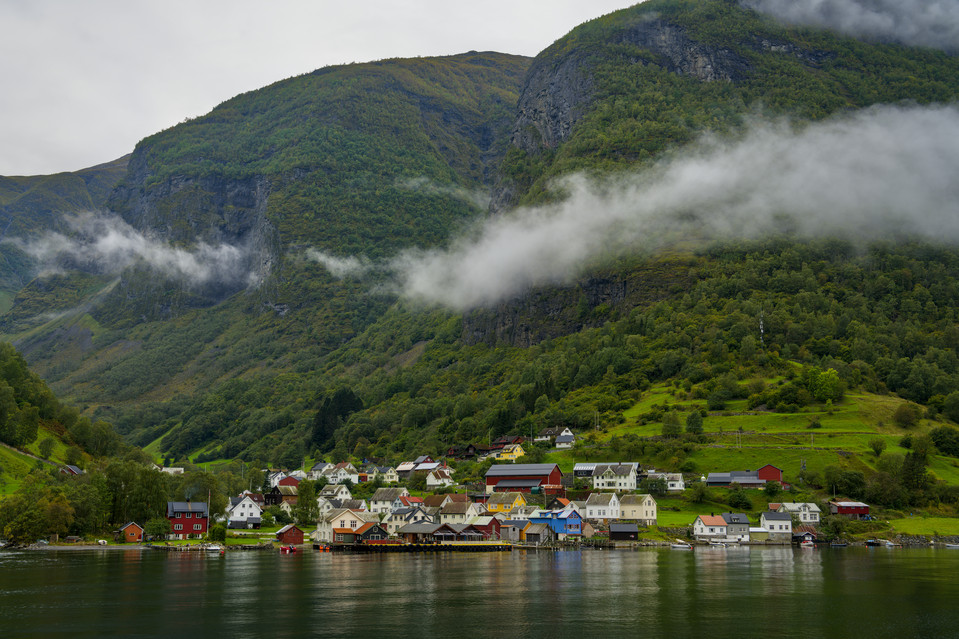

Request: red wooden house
left=829, top=501, right=870, bottom=519
left=167, top=501, right=209, bottom=539
left=485, top=464, right=563, bottom=494
left=118, top=522, right=143, bottom=543
left=276, top=524, right=305, bottom=545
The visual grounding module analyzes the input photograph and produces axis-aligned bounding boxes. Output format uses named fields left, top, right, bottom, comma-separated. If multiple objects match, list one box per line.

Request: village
left=101, top=431, right=874, bottom=550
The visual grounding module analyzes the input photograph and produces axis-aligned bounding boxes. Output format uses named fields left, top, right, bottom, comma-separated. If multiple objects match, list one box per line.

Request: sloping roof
left=555, top=435, right=575, bottom=443
left=610, top=523, right=639, bottom=533
left=486, top=464, right=559, bottom=478
left=762, top=512, right=792, bottom=521
left=585, top=493, right=616, bottom=506
left=371, top=487, right=408, bottom=502
left=722, top=513, right=750, bottom=525
left=488, top=492, right=523, bottom=505
left=779, top=502, right=822, bottom=513
left=593, top=464, right=634, bottom=477
left=525, top=523, right=550, bottom=536
left=620, top=494, right=653, bottom=506
left=167, top=501, right=208, bottom=517
left=441, top=502, right=472, bottom=515
left=276, top=524, right=302, bottom=535
left=697, top=515, right=727, bottom=527
left=119, top=522, right=143, bottom=531
left=397, top=522, right=442, bottom=534
left=422, top=495, right=451, bottom=508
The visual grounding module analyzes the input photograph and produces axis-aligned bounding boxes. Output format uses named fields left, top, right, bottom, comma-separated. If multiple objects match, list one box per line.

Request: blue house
left=528, top=508, right=583, bottom=538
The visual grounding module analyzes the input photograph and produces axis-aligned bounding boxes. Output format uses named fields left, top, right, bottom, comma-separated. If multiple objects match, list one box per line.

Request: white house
left=693, top=515, right=728, bottom=542
left=385, top=506, right=437, bottom=534
left=760, top=511, right=793, bottom=541
left=308, top=462, right=334, bottom=481
left=439, top=501, right=483, bottom=525
left=370, top=487, right=410, bottom=514
left=426, top=468, right=455, bottom=489
left=227, top=495, right=262, bottom=529
left=584, top=492, right=621, bottom=521
left=319, top=484, right=352, bottom=501
left=619, top=494, right=657, bottom=526
left=592, top=464, right=637, bottom=491
left=776, top=502, right=821, bottom=525
left=555, top=433, right=576, bottom=449
left=647, top=471, right=685, bottom=492
left=314, top=508, right=379, bottom=542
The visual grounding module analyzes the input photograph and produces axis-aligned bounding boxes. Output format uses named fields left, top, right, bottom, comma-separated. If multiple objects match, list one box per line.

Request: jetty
left=315, top=541, right=512, bottom=553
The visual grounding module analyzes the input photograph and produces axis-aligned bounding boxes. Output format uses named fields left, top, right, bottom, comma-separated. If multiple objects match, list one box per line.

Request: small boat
left=944, top=544, right=959, bottom=549
left=800, top=540, right=815, bottom=549
left=885, top=540, right=902, bottom=548
left=830, top=542, right=847, bottom=548
left=671, top=539, right=693, bottom=550
left=708, top=541, right=727, bottom=547
left=280, top=545, right=297, bottom=554
left=203, top=544, right=225, bottom=553
left=865, top=539, right=882, bottom=547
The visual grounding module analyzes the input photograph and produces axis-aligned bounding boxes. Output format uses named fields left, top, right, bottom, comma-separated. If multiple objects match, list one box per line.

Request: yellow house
left=493, top=443, right=526, bottom=461
left=486, top=492, right=527, bottom=515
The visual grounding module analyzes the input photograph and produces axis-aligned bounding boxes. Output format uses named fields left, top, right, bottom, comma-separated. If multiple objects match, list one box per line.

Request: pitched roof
left=167, top=501, right=208, bottom=517
left=620, top=494, right=654, bottom=505
left=722, top=513, right=750, bottom=524
left=371, top=487, right=408, bottom=501
left=610, top=523, right=639, bottom=533
left=485, top=464, right=559, bottom=477
left=762, top=511, right=792, bottom=521
left=585, top=493, right=617, bottom=506
left=697, top=515, right=727, bottom=527
left=593, top=464, right=634, bottom=476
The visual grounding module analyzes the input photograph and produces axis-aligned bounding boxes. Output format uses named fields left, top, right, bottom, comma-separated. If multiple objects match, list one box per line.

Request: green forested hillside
left=1, top=0, right=959, bottom=519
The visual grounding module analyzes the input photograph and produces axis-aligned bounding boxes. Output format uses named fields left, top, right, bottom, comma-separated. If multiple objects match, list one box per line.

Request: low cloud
left=304, top=249, right=375, bottom=278
left=7, top=212, right=258, bottom=287
left=398, top=177, right=491, bottom=211
left=389, top=104, right=959, bottom=310
left=742, top=0, right=959, bottom=52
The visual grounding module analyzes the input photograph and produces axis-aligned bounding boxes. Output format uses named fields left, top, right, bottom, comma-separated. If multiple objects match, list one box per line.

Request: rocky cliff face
left=491, top=16, right=750, bottom=215
left=105, top=150, right=279, bottom=318
left=462, top=259, right=696, bottom=347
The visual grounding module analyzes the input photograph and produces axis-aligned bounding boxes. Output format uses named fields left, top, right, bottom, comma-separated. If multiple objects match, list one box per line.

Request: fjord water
left=2, top=546, right=957, bottom=638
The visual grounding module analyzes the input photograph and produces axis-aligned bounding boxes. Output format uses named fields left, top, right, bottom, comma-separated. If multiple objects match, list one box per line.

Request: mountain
left=2, top=0, right=959, bottom=504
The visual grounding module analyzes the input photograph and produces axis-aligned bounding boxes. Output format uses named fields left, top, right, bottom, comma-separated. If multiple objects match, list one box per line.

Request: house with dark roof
left=166, top=501, right=209, bottom=539
left=722, top=513, right=751, bottom=543
left=760, top=511, right=793, bottom=541
left=592, top=464, right=637, bottom=491
left=609, top=522, right=639, bottom=541
left=485, top=464, right=562, bottom=494
left=528, top=508, right=582, bottom=539
left=706, top=464, right=783, bottom=488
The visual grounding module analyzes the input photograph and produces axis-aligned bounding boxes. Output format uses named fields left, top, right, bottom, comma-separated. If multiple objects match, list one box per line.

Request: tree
left=764, top=480, right=782, bottom=500
left=38, top=438, right=55, bottom=459
left=688, top=481, right=710, bottom=503
left=294, top=480, right=319, bottom=525
left=869, top=438, right=887, bottom=457
left=727, top=488, right=752, bottom=511
left=685, top=411, right=703, bottom=435
left=893, top=403, right=920, bottom=429
left=661, top=412, right=682, bottom=438
left=208, top=524, right=227, bottom=543
left=145, top=517, right=172, bottom=540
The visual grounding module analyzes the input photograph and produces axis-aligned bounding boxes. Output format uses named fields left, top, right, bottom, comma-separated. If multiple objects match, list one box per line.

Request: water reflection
left=1, top=547, right=958, bottom=638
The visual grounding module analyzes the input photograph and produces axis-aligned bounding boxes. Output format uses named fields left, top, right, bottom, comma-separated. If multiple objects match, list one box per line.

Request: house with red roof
left=693, top=515, right=728, bottom=542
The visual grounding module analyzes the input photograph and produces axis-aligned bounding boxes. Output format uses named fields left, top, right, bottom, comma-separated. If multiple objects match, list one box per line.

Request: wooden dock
left=315, top=542, right=513, bottom=553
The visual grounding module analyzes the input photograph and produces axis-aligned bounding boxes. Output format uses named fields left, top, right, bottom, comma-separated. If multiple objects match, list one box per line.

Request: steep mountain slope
left=3, top=0, right=959, bottom=483
left=0, top=52, right=530, bottom=443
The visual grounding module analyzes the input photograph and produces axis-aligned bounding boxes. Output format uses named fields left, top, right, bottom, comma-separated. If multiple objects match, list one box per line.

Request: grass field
left=887, top=517, right=959, bottom=536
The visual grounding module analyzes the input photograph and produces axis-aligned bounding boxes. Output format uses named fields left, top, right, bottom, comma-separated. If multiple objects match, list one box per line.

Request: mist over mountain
left=2, top=0, right=959, bottom=465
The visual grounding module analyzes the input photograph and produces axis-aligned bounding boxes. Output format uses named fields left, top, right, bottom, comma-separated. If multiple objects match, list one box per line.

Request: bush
left=727, top=489, right=752, bottom=510
left=208, top=524, right=227, bottom=543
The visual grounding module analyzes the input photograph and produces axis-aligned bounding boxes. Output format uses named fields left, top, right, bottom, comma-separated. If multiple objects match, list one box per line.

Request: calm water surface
left=1, top=546, right=957, bottom=638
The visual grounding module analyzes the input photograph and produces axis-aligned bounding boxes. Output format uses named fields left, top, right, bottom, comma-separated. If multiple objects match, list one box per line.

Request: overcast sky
left=0, top=0, right=638, bottom=177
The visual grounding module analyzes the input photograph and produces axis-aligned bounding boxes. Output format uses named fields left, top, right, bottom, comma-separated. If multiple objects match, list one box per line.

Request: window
left=174, top=524, right=183, bottom=531
left=194, top=524, right=202, bottom=531
left=185, top=513, right=191, bottom=518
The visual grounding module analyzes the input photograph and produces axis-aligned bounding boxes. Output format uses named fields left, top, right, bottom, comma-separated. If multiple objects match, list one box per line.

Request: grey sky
left=0, top=0, right=637, bottom=177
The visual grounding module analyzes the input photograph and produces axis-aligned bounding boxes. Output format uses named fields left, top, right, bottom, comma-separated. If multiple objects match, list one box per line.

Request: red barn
left=276, top=524, right=305, bottom=545
left=485, top=464, right=562, bottom=494
left=167, top=501, right=209, bottom=539
left=757, top=464, right=783, bottom=483
left=830, top=501, right=870, bottom=520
